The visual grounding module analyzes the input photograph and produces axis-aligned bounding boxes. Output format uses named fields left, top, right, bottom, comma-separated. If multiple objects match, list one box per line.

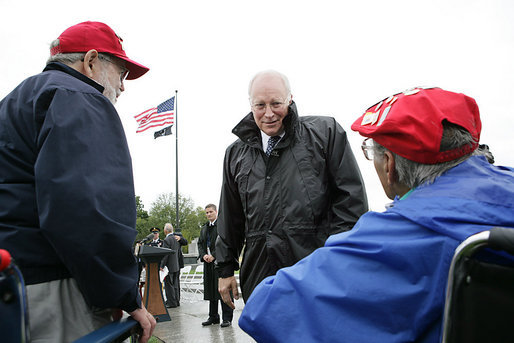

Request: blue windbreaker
left=239, top=156, right=514, bottom=342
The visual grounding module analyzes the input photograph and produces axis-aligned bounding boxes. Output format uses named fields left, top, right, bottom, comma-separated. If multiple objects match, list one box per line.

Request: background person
left=198, top=204, right=233, bottom=327
left=171, top=227, right=188, bottom=305
left=160, top=223, right=180, bottom=308
left=238, top=87, right=514, bottom=342
left=215, top=70, right=368, bottom=307
left=0, top=21, right=155, bottom=342
left=148, top=227, right=163, bottom=247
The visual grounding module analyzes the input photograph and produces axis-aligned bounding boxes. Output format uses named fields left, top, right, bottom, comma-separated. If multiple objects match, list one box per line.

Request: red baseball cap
left=351, top=87, right=481, bottom=164
left=50, top=21, right=149, bottom=80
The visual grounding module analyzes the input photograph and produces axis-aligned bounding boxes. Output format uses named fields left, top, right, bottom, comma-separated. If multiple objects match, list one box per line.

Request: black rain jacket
left=215, top=102, right=368, bottom=301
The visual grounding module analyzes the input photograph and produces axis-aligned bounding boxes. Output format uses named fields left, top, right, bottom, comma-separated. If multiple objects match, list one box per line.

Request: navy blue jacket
left=0, top=62, right=140, bottom=312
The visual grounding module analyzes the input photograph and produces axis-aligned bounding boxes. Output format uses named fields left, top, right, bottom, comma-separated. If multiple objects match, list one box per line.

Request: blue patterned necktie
left=265, top=136, right=280, bottom=156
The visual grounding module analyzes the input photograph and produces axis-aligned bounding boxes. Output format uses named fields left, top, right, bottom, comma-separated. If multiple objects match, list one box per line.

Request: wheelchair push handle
left=489, top=227, right=514, bottom=255
left=0, top=249, right=12, bottom=272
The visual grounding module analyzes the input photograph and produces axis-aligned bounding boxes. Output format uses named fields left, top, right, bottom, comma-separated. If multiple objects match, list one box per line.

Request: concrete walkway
left=152, top=298, right=256, bottom=343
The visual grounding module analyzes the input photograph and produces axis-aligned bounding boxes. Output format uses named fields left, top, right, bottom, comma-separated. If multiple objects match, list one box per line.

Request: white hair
left=164, top=223, right=173, bottom=233
left=372, top=122, right=479, bottom=188
left=248, top=69, right=292, bottom=99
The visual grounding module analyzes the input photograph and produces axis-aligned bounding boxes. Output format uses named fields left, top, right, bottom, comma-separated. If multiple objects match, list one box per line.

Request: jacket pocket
left=290, top=145, right=328, bottom=217
left=282, top=226, right=325, bottom=263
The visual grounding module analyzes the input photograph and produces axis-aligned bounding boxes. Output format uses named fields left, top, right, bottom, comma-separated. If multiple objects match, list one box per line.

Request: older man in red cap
left=238, top=87, right=514, bottom=342
left=0, top=21, right=155, bottom=342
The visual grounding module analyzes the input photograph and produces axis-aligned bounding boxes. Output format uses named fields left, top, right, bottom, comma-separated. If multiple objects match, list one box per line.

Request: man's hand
left=129, top=305, right=156, bottom=343
left=218, top=276, right=239, bottom=309
left=203, top=254, right=215, bottom=263
left=174, top=235, right=181, bottom=241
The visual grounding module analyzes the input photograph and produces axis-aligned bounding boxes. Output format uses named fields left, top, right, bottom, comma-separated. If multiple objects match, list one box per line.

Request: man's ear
left=82, top=49, right=99, bottom=78
left=384, top=150, right=397, bottom=186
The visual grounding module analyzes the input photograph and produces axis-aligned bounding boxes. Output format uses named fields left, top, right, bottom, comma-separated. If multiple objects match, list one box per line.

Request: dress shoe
left=202, top=317, right=220, bottom=326
left=220, top=320, right=231, bottom=328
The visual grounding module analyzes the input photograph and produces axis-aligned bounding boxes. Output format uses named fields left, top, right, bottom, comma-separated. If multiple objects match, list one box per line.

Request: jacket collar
left=232, top=101, right=299, bottom=148
left=44, top=62, right=105, bottom=94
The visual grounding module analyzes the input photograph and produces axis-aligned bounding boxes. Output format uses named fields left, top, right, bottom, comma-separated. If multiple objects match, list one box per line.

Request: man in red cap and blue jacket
left=239, top=87, right=514, bottom=342
left=0, top=21, right=155, bottom=342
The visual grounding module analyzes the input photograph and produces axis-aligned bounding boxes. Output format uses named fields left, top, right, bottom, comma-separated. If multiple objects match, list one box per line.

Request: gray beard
left=97, top=69, right=118, bottom=105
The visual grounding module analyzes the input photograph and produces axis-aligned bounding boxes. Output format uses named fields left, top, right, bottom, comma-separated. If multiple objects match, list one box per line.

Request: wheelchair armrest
left=489, top=227, right=514, bottom=255
left=72, top=317, right=140, bottom=343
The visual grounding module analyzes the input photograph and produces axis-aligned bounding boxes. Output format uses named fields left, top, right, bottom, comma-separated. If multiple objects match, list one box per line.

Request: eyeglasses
left=361, top=138, right=374, bottom=161
left=251, top=98, right=289, bottom=112
left=98, top=54, right=129, bottom=82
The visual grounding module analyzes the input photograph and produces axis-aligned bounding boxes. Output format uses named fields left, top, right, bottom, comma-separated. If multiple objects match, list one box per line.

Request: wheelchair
left=441, top=227, right=514, bottom=343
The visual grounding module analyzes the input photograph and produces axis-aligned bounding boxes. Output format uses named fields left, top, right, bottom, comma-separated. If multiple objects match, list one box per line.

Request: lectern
left=137, top=245, right=173, bottom=322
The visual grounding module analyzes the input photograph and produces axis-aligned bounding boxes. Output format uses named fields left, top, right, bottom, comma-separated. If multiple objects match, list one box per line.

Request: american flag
left=134, top=97, right=175, bottom=133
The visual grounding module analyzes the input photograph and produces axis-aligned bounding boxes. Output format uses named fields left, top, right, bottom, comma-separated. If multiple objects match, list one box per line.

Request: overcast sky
left=1, top=0, right=513, bottom=213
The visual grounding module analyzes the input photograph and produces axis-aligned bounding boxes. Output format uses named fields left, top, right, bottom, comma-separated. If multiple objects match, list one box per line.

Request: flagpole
left=175, top=90, right=179, bottom=232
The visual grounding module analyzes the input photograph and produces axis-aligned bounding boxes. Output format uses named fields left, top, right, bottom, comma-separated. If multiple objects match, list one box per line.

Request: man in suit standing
left=170, top=225, right=188, bottom=304
left=160, top=223, right=180, bottom=308
left=198, top=204, right=234, bottom=327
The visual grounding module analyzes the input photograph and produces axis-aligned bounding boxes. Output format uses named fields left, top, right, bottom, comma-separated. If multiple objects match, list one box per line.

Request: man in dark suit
left=198, top=204, right=233, bottom=327
left=171, top=228, right=188, bottom=303
left=160, top=223, right=180, bottom=308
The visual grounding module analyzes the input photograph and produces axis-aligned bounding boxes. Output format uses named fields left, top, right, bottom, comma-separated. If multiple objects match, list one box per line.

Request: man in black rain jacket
left=216, top=70, right=368, bottom=307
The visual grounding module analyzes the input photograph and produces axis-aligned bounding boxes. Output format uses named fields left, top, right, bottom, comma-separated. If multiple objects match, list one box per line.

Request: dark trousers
left=164, top=271, right=180, bottom=307
left=209, top=293, right=234, bottom=322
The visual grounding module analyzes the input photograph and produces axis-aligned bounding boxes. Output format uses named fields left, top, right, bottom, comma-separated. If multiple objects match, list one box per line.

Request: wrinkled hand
left=129, top=305, right=156, bottom=343
left=218, top=276, right=239, bottom=309
left=174, top=235, right=181, bottom=241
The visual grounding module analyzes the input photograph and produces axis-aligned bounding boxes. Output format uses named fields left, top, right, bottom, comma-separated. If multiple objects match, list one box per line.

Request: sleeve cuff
left=216, top=262, right=235, bottom=278
left=120, top=289, right=142, bottom=313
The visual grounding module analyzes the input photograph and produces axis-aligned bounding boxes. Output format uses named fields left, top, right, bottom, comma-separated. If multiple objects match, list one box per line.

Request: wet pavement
left=152, top=298, right=256, bottom=343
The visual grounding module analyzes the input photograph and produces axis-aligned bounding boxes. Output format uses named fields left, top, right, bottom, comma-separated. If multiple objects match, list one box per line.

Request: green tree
left=147, top=192, right=206, bottom=253
left=135, top=196, right=150, bottom=241
left=136, top=195, right=149, bottom=219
